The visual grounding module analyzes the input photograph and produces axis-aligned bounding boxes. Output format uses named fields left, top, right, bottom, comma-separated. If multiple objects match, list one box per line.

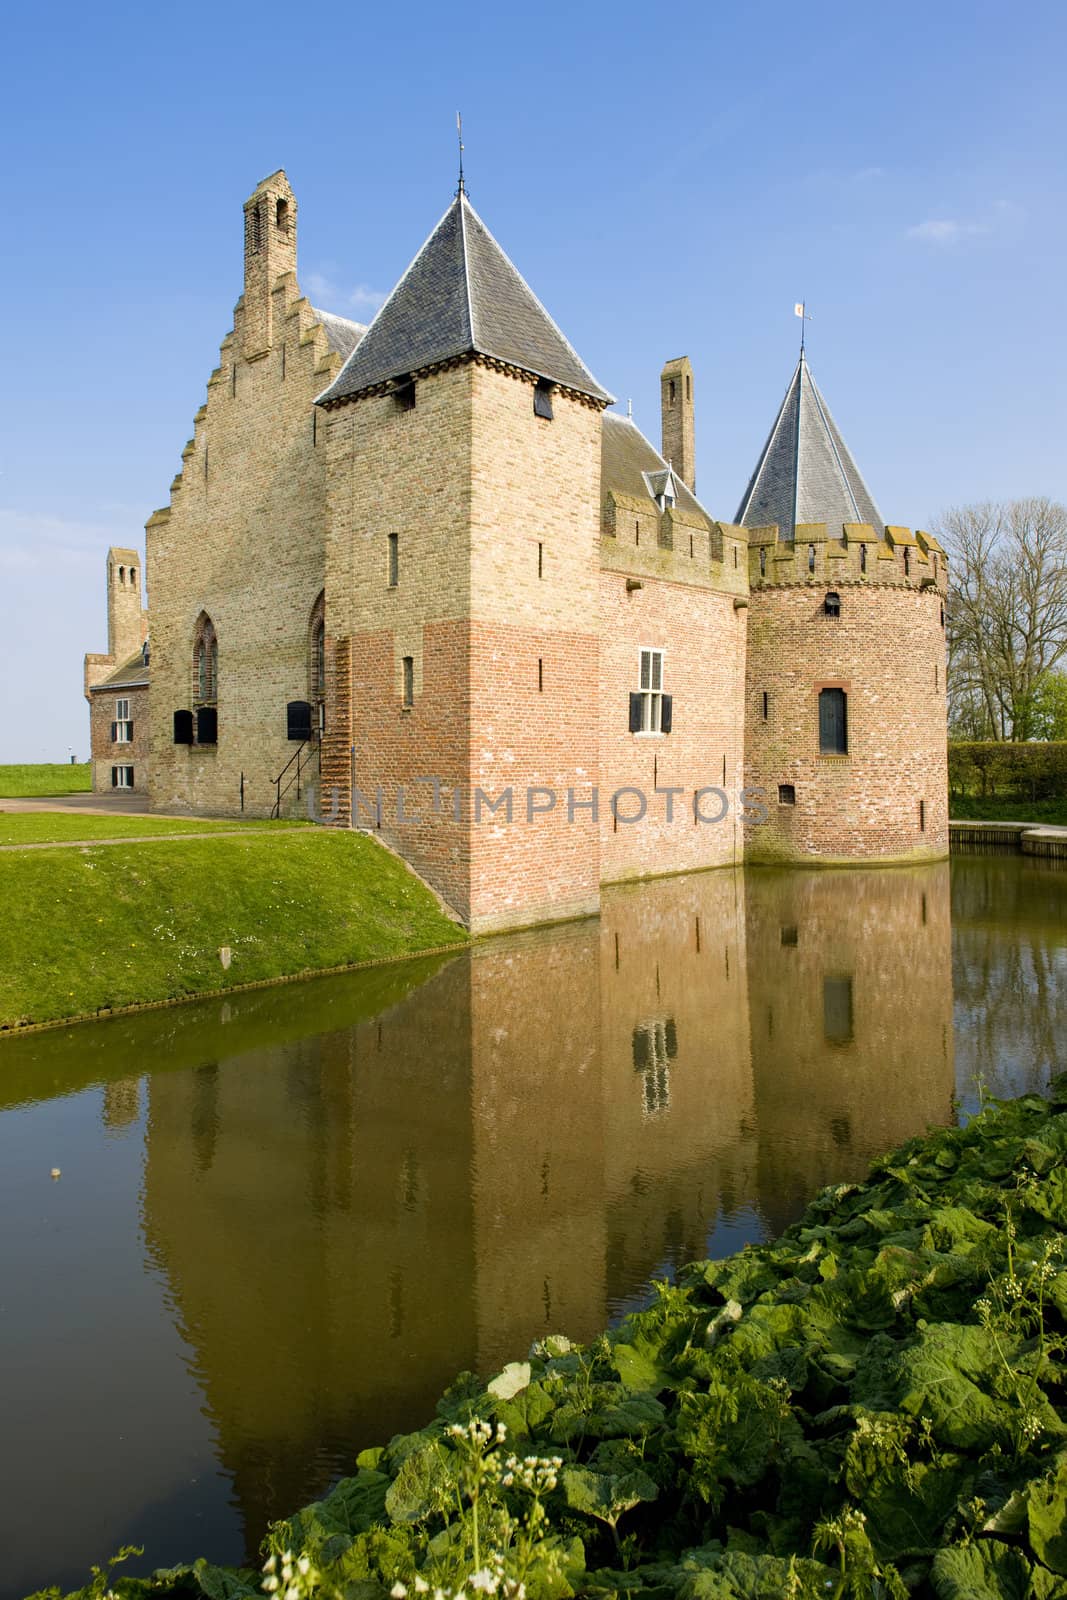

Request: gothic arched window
left=308, top=591, right=326, bottom=708
left=193, top=613, right=218, bottom=705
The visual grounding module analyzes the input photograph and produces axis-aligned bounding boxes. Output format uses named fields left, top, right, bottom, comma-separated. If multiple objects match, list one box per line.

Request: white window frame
left=112, top=765, right=134, bottom=789
left=114, top=697, right=132, bottom=744
left=636, top=647, right=665, bottom=734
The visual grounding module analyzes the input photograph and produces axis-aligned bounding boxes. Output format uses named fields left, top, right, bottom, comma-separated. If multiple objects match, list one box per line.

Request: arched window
left=193, top=613, right=218, bottom=705
left=308, top=591, right=326, bottom=708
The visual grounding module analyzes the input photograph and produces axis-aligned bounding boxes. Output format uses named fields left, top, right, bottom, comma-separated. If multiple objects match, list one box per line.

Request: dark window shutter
left=197, top=706, right=218, bottom=745
left=110, top=722, right=117, bottom=742
left=111, top=766, right=118, bottom=787
left=127, top=721, right=134, bottom=741
left=629, top=692, right=642, bottom=732
left=819, top=688, right=847, bottom=754
left=661, top=694, right=673, bottom=734
left=287, top=700, right=313, bottom=741
left=173, top=709, right=194, bottom=745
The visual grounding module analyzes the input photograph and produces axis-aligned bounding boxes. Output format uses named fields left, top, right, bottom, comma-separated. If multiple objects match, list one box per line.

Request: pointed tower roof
left=317, top=193, right=613, bottom=407
left=735, top=353, right=883, bottom=536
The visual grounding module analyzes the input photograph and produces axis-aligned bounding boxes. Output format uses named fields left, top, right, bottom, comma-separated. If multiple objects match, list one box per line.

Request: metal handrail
left=271, top=739, right=320, bottom=819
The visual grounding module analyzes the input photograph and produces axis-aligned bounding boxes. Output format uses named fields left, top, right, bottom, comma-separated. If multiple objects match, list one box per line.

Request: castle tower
left=660, top=356, right=695, bottom=492
left=739, top=355, right=949, bottom=863
left=242, top=170, right=297, bottom=359
left=317, top=191, right=612, bottom=932
left=105, top=545, right=147, bottom=664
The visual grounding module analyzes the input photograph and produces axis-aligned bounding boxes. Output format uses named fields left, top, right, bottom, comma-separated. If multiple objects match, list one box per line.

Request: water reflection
left=7, top=857, right=1054, bottom=1598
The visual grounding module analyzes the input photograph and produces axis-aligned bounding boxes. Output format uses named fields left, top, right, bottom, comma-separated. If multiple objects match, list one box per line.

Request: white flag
left=794, top=302, right=805, bottom=318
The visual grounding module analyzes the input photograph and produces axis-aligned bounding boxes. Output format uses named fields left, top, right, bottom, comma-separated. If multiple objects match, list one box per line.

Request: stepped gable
left=317, top=193, right=612, bottom=406
left=735, top=352, right=883, bottom=538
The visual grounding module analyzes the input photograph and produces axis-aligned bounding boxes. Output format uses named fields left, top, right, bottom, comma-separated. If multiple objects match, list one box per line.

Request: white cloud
left=906, top=200, right=1024, bottom=247
left=304, top=270, right=387, bottom=316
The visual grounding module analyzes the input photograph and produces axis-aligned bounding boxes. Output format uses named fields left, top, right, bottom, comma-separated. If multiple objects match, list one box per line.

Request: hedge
left=948, top=742, right=1067, bottom=801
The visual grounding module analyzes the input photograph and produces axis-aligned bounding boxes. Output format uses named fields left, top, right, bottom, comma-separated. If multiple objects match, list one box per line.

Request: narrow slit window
left=904, top=547, right=911, bottom=576
left=402, top=656, right=414, bottom=707
left=919, top=799, right=926, bottom=832
left=762, top=691, right=769, bottom=720
left=860, top=544, right=867, bottom=574
left=275, top=197, right=289, bottom=233
left=388, top=533, right=399, bottom=588
left=808, top=544, right=816, bottom=573
left=537, top=542, right=543, bottom=578
left=538, top=658, right=543, bottom=692
left=759, top=546, right=767, bottom=578
left=668, top=379, right=676, bottom=407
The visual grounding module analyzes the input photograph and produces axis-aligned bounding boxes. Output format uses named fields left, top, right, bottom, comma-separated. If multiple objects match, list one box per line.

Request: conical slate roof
left=317, top=193, right=612, bottom=406
left=735, top=352, right=883, bottom=536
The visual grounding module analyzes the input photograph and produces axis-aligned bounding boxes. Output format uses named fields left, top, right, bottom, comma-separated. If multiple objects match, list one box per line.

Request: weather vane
left=457, top=111, right=465, bottom=196
left=794, top=301, right=813, bottom=355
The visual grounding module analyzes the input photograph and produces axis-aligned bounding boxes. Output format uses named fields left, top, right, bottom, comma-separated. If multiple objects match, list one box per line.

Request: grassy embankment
left=0, top=821, right=465, bottom=1029
left=0, top=762, right=91, bottom=796
left=37, top=1080, right=1067, bottom=1600
left=949, top=795, right=1067, bottom=827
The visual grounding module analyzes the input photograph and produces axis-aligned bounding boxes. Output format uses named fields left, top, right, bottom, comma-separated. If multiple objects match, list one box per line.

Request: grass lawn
left=0, top=813, right=304, bottom=846
left=0, top=763, right=91, bottom=796
left=0, top=830, right=465, bottom=1028
left=949, top=794, right=1067, bottom=826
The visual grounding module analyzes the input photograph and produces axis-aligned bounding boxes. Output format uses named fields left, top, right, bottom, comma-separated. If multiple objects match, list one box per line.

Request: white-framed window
left=111, top=765, right=134, bottom=789
left=114, top=698, right=132, bottom=743
left=638, top=647, right=665, bottom=732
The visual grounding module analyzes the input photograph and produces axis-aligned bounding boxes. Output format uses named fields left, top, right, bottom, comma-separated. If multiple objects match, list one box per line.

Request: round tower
left=739, top=354, right=948, bottom=863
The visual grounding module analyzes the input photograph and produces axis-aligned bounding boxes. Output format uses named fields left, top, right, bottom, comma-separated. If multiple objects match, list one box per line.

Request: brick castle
left=85, top=169, right=949, bottom=932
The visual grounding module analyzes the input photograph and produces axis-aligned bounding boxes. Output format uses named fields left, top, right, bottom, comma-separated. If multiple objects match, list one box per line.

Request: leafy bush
left=30, top=1081, right=1067, bottom=1600
left=949, top=742, right=1067, bottom=803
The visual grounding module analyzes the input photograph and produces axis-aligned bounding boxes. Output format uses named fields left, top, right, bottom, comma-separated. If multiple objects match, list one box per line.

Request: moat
left=1, top=854, right=1065, bottom=1599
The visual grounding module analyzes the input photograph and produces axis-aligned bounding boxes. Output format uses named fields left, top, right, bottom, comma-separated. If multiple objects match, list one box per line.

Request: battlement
left=602, top=490, right=747, bottom=596
left=746, top=521, right=948, bottom=592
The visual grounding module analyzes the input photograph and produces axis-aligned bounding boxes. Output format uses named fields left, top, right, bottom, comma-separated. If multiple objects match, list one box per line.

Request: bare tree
left=934, top=498, right=1067, bottom=740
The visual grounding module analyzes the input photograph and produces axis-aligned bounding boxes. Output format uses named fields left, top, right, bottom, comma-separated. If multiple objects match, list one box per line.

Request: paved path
left=1, top=793, right=191, bottom=818
left=0, top=827, right=309, bottom=852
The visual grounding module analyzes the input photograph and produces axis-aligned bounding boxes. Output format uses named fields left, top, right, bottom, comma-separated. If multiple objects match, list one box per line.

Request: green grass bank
left=0, top=828, right=464, bottom=1029
left=33, top=1081, right=1067, bottom=1600
left=0, top=762, right=91, bottom=796
left=949, top=795, right=1067, bottom=828
left=0, top=814, right=306, bottom=846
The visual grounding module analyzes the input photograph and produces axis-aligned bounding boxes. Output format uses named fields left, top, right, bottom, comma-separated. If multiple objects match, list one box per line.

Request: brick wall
left=88, top=682, right=149, bottom=793
left=147, top=190, right=343, bottom=819
left=744, top=574, right=949, bottom=862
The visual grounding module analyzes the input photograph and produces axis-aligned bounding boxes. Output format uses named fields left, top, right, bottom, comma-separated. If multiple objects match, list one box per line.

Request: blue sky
left=2, top=0, right=1065, bottom=762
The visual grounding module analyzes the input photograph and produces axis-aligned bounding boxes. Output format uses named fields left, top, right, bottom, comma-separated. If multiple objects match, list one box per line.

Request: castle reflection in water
left=119, top=863, right=953, bottom=1548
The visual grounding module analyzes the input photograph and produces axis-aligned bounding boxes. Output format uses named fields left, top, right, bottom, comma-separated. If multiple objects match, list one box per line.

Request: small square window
left=393, top=378, right=416, bottom=412
left=533, top=381, right=554, bottom=420
left=778, top=783, right=796, bottom=806
left=824, top=591, right=841, bottom=617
